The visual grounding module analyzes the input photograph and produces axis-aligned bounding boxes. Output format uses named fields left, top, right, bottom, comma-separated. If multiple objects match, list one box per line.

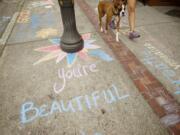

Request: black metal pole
left=58, top=0, right=84, bottom=53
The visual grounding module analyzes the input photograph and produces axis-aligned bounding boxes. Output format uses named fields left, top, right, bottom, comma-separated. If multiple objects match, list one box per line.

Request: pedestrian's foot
left=109, top=20, right=116, bottom=29
left=129, top=31, right=140, bottom=39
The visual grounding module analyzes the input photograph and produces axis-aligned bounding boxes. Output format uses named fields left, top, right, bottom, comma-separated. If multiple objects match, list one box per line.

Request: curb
left=0, top=0, right=25, bottom=56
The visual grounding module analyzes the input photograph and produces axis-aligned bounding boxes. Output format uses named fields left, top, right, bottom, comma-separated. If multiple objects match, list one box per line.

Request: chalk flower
left=34, top=33, right=113, bottom=66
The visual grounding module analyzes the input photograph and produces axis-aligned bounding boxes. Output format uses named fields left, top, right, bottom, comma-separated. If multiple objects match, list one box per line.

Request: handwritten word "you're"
left=53, top=63, right=98, bottom=94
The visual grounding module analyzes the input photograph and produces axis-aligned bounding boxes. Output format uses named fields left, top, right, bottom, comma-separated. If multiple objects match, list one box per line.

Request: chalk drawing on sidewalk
left=34, top=33, right=114, bottom=66
left=20, top=84, right=130, bottom=124
left=144, top=42, right=180, bottom=70
left=160, top=114, right=180, bottom=127
left=31, top=11, right=56, bottom=30
left=53, top=63, right=99, bottom=94
left=17, top=10, right=30, bottom=23
left=36, top=28, right=58, bottom=39
left=142, top=48, right=180, bottom=95
left=80, top=130, right=102, bottom=135
left=28, top=0, right=54, bottom=9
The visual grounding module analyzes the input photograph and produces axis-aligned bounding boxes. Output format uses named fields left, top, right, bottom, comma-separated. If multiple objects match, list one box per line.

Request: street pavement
left=0, top=0, right=180, bottom=134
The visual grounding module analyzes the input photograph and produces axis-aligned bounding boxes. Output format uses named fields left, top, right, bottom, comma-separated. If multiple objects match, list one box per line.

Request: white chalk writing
left=53, top=63, right=99, bottom=94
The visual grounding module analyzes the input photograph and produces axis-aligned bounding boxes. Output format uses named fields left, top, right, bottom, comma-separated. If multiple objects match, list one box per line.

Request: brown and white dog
left=98, top=0, right=126, bottom=42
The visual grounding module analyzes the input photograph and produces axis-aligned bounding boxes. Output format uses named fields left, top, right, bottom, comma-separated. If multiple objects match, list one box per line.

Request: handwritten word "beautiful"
left=20, top=85, right=129, bottom=124
left=53, top=63, right=99, bottom=94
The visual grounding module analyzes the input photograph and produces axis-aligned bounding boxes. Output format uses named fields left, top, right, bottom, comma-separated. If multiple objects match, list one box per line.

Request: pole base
left=60, top=39, right=84, bottom=53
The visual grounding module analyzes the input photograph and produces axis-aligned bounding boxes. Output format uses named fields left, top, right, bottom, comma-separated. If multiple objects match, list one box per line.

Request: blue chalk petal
left=67, top=53, right=76, bottom=65
left=89, top=50, right=113, bottom=62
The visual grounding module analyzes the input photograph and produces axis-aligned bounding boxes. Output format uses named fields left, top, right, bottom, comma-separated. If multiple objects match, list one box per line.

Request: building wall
left=146, top=0, right=180, bottom=6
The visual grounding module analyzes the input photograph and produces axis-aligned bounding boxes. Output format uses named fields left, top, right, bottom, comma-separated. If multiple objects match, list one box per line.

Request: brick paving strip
left=76, top=0, right=180, bottom=134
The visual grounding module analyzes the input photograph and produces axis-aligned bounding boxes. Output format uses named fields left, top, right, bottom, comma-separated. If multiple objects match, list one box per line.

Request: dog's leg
left=99, top=15, right=104, bottom=32
left=116, top=16, right=120, bottom=42
left=105, top=15, right=112, bottom=34
left=98, top=6, right=104, bottom=32
left=116, top=31, right=119, bottom=42
left=99, top=16, right=104, bottom=32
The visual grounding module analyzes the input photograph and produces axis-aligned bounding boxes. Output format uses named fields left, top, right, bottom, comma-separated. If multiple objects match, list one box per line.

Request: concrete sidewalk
left=0, top=0, right=21, bottom=37
left=0, top=0, right=179, bottom=134
left=0, top=0, right=24, bottom=55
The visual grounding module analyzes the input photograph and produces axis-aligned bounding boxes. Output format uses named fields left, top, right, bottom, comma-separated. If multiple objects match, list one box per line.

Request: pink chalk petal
left=35, top=45, right=60, bottom=52
left=82, top=33, right=91, bottom=40
left=34, top=51, right=59, bottom=65
left=78, top=51, right=88, bottom=60
left=56, top=52, right=67, bottom=63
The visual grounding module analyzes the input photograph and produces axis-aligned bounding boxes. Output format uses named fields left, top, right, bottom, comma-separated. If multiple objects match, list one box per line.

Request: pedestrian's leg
left=128, top=0, right=136, bottom=32
left=128, top=0, right=140, bottom=39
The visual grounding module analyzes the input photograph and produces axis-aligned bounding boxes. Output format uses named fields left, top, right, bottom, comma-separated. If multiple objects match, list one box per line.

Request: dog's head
left=121, top=0, right=127, bottom=16
left=112, top=0, right=126, bottom=16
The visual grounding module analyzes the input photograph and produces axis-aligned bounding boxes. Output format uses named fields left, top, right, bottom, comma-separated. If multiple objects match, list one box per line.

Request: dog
left=110, top=0, right=127, bottom=29
left=98, top=0, right=125, bottom=42
left=111, top=0, right=127, bottom=27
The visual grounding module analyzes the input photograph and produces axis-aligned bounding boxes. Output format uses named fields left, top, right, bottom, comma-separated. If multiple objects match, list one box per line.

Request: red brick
left=148, top=99, right=166, bottom=117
